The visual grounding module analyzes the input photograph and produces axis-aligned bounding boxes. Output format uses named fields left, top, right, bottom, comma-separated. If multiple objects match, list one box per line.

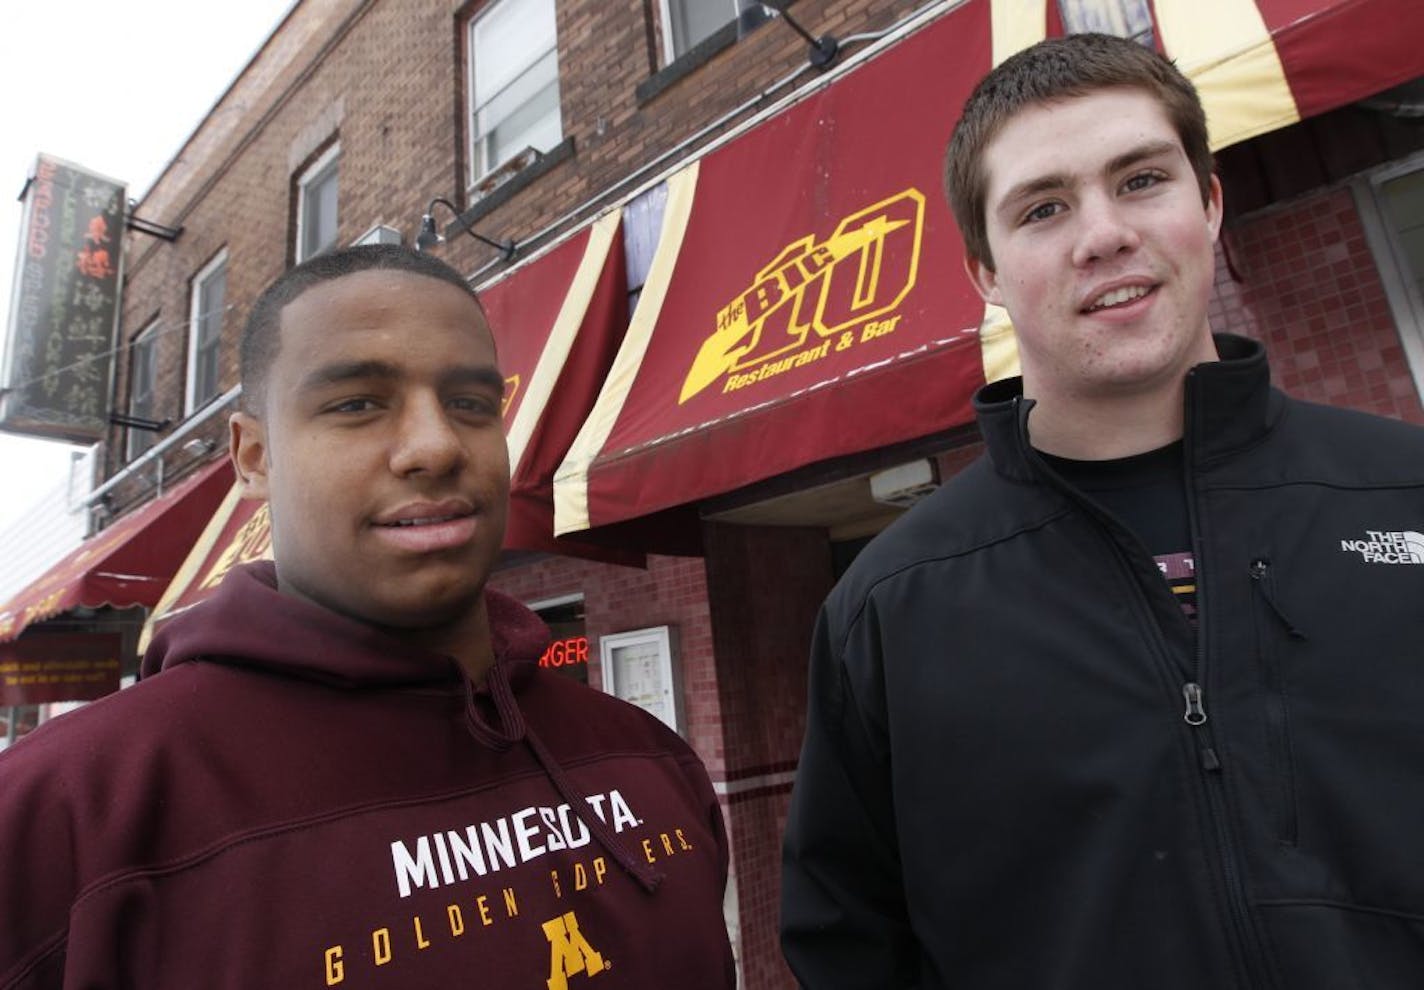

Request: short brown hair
left=944, top=33, right=1213, bottom=270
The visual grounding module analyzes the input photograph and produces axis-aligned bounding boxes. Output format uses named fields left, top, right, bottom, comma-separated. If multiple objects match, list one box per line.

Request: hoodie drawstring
left=464, top=662, right=664, bottom=894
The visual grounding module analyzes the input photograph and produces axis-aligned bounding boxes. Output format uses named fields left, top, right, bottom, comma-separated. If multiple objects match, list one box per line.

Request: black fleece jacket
left=782, top=335, right=1424, bottom=989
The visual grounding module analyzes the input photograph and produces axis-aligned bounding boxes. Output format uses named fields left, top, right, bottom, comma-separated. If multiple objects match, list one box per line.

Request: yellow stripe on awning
left=991, top=0, right=1049, bottom=65
left=1154, top=0, right=1300, bottom=149
left=505, top=211, right=622, bottom=478
left=553, top=163, right=700, bottom=536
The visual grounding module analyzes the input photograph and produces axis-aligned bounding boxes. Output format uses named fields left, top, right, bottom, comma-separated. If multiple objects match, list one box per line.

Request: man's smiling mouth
left=1084, top=284, right=1153, bottom=312
left=380, top=514, right=467, bottom=527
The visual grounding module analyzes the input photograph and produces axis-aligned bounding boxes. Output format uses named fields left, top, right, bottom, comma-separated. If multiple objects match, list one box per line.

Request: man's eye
left=1022, top=201, right=1062, bottom=224
left=1123, top=170, right=1166, bottom=193
left=329, top=398, right=378, bottom=413
left=450, top=396, right=499, bottom=415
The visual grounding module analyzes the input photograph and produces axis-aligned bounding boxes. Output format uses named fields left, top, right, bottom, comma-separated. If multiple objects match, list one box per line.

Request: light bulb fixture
left=415, top=196, right=517, bottom=261
left=108, top=411, right=170, bottom=433
left=182, top=437, right=217, bottom=456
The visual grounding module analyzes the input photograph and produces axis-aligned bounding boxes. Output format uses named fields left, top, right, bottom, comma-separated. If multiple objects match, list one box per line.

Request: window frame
left=185, top=249, right=228, bottom=415
left=465, top=0, right=563, bottom=190
left=126, top=319, right=161, bottom=461
left=1354, top=148, right=1424, bottom=400
left=295, top=142, right=341, bottom=263
left=658, top=0, right=740, bottom=64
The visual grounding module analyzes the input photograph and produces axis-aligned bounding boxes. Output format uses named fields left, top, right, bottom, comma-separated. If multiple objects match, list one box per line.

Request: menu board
left=600, top=626, right=679, bottom=732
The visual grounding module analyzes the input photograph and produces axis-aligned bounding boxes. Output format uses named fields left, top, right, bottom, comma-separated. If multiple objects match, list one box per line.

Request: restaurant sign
left=1, top=153, right=126, bottom=443
left=0, top=631, right=123, bottom=705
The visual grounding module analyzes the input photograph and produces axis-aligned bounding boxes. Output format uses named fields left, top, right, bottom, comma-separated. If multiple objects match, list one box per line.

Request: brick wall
left=111, top=0, right=450, bottom=492
left=486, top=552, right=724, bottom=766
left=1214, top=187, right=1424, bottom=424
left=703, top=523, right=834, bottom=990
left=107, top=0, right=927, bottom=499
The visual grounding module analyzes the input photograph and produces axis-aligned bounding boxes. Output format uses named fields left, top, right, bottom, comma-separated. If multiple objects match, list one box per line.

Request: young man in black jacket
left=781, top=32, right=1424, bottom=989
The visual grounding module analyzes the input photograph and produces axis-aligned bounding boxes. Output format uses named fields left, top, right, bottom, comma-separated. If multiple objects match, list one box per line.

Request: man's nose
left=1071, top=193, right=1141, bottom=268
left=389, top=395, right=464, bottom=477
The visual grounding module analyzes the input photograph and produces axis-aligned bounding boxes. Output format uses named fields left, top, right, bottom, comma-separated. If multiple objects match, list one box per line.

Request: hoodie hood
left=140, top=560, right=664, bottom=892
left=141, top=560, right=547, bottom=687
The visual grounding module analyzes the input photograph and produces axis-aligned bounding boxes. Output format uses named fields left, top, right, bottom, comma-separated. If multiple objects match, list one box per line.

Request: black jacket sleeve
left=780, top=601, right=920, bottom=988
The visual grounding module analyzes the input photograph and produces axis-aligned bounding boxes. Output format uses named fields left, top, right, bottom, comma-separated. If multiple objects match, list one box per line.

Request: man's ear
left=229, top=411, right=270, bottom=501
left=965, top=253, right=1004, bottom=307
left=1205, top=173, right=1224, bottom=243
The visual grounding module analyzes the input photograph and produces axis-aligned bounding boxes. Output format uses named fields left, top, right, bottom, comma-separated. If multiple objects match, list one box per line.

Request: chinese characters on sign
left=2, top=153, right=125, bottom=442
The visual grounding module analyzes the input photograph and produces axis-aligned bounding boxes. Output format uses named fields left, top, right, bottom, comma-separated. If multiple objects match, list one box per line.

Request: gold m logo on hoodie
left=543, top=910, right=606, bottom=989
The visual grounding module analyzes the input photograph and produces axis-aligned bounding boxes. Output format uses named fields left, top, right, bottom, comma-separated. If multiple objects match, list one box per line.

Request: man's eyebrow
left=1104, top=139, right=1180, bottom=176
left=442, top=365, right=507, bottom=392
left=298, top=359, right=399, bottom=392
left=995, top=140, right=1184, bottom=218
left=296, top=362, right=504, bottom=392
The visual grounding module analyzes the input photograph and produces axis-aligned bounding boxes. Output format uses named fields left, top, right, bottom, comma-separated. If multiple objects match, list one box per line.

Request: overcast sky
left=0, top=0, right=296, bottom=533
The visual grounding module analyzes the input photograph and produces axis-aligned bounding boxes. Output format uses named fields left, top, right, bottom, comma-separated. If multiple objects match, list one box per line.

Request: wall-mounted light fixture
left=181, top=437, right=216, bottom=457
left=91, top=493, right=114, bottom=523
left=108, top=411, right=170, bottom=433
left=415, top=196, right=517, bottom=261
left=869, top=459, right=940, bottom=508
left=740, top=2, right=841, bottom=70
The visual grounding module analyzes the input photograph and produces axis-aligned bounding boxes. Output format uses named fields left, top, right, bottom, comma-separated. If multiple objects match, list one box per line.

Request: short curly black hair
left=239, top=243, right=487, bottom=411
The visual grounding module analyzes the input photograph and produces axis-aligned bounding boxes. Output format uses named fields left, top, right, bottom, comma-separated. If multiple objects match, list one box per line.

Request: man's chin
left=363, top=589, right=486, bottom=632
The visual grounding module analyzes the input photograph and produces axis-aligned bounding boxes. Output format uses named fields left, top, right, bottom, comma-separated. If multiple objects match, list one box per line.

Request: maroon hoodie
left=0, top=562, right=734, bottom=989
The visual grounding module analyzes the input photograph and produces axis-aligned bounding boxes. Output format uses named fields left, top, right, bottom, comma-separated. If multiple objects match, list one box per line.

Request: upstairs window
left=1057, top=0, right=1154, bottom=45
left=467, top=0, right=562, bottom=189
left=623, top=181, right=669, bottom=312
left=661, top=0, right=740, bottom=61
left=297, top=144, right=340, bottom=262
left=186, top=250, right=227, bottom=414
left=126, top=321, right=159, bottom=461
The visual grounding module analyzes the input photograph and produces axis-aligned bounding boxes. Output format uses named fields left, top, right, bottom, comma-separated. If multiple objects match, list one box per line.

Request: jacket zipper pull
left=1182, top=682, right=1222, bottom=771
left=1182, top=682, right=1207, bottom=725
left=1248, top=559, right=1307, bottom=639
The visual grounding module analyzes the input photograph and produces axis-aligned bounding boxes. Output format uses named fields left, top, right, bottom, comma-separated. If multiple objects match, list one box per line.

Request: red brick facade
left=1214, top=188, right=1424, bottom=424
left=486, top=552, right=723, bottom=761
left=104, top=0, right=925, bottom=503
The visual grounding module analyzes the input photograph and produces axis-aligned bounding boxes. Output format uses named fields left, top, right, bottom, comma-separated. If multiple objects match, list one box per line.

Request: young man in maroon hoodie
left=0, top=244, right=735, bottom=989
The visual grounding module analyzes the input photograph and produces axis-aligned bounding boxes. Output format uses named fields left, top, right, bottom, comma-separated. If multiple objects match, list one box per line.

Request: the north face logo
left=1339, top=530, right=1424, bottom=564
left=543, top=910, right=606, bottom=990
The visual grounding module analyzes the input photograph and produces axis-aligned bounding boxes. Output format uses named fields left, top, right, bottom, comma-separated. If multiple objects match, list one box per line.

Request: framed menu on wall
left=599, top=626, right=681, bottom=733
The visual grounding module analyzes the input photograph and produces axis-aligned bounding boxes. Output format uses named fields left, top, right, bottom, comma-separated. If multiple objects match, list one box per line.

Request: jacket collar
left=973, top=333, right=1277, bottom=482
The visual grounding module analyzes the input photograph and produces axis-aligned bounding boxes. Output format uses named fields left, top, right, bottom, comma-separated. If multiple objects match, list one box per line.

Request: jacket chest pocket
left=1247, top=556, right=1307, bottom=847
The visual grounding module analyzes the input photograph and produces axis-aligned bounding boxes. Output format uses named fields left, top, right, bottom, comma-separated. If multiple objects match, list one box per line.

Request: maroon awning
left=0, top=458, right=234, bottom=642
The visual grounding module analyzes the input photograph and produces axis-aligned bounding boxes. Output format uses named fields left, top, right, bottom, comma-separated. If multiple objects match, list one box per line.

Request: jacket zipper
left=1183, top=377, right=1275, bottom=990
left=1016, top=394, right=1273, bottom=987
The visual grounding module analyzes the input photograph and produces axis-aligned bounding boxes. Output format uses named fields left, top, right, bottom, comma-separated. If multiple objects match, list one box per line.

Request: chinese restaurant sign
left=2, top=154, right=125, bottom=443
left=0, top=631, right=122, bottom=705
